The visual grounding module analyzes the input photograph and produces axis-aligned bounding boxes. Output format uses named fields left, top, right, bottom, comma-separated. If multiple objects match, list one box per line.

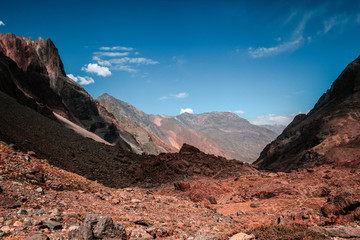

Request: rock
left=229, top=232, right=255, bottom=240
left=354, top=207, right=360, bottom=220
left=13, top=220, right=23, bottom=227
left=68, top=214, right=126, bottom=240
left=207, top=195, right=217, bottom=204
left=18, top=209, right=28, bottom=215
left=324, top=226, right=360, bottom=238
left=250, top=201, right=260, bottom=208
left=179, top=143, right=201, bottom=154
left=174, top=182, right=191, bottom=191
left=130, top=228, right=153, bottom=239
left=24, top=234, right=50, bottom=240
left=37, top=208, right=46, bottom=215
left=146, top=227, right=173, bottom=238
left=236, top=210, right=244, bottom=216
left=27, top=151, right=37, bottom=157
left=43, top=220, right=62, bottom=230
left=36, top=187, right=44, bottom=194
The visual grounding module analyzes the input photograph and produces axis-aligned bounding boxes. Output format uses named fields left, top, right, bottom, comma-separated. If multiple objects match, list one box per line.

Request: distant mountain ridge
left=97, top=93, right=278, bottom=162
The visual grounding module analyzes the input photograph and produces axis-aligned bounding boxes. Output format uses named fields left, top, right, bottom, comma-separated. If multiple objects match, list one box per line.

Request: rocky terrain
left=255, top=55, right=360, bottom=172
left=1, top=141, right=360, bottom=239
left=98, top=94, right=278, bottom=162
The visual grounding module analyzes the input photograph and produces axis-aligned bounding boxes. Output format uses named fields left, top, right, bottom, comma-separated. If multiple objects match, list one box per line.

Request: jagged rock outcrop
left=255, top=56, right=360, bottom=171
left=0, top=33, right=132, bottom=149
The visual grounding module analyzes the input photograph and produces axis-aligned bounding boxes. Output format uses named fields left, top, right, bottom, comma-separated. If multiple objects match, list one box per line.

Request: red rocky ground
left=1, top=142, right=360, bottom=239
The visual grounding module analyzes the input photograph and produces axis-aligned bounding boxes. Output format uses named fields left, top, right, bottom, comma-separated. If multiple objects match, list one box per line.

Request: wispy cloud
left=249, top=37, right=303, bottom=58
left=90, top=47, right=159, bottom=74
left=99, top=46, right=134, bottom=51
left=180, top=108, right=194, bottom=114
left=67, top=74, right=95, bottom=85
left=172, top=92, right=188, bottom=98
left=234, top=110, right=245, bottom=114
left=247, top=2, right=359, bottom=59
left=109, top=57, right=159, bottom=65
left=81, top=63, right=111, bottom=77
left=249, top=10, right=314, bottom=58
left=160, top=92, right=188, bottom=100
left=94, top=52, right=130, bottom=57
left=319, top=16, right=349, bottom=35
left=0, top=21, right=5, bottom=26
left=251, top=113, right=300, bottom=126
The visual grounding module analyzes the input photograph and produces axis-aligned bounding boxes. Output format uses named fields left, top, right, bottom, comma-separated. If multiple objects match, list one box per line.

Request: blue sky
left=1, top=0, right=360, bottom=125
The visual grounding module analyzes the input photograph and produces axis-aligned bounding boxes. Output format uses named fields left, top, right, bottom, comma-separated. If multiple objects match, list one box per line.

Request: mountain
left=0, top=33, right=172, bottom=155
left=98, top=94, right=278, bottom=162
left=259, top=124, right=286, bottom=135
left=255, top=56, right=360, bottom=171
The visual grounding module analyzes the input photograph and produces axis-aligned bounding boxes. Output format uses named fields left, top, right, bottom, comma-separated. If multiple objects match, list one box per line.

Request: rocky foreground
left=1, top=142, right=360, bottom=239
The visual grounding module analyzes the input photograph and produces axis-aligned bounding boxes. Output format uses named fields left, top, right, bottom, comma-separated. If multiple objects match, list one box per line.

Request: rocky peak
left=310, top=55, right=360, bottom=115
left=255, top=56, right=360, bottom=171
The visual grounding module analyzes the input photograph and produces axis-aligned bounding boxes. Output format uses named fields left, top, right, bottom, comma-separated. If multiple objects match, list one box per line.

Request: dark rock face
left=255, top=56, right=360, bottom=171
left=0, top=33, right=130, bottom=149
left=68, top=214, right=127, bottom=240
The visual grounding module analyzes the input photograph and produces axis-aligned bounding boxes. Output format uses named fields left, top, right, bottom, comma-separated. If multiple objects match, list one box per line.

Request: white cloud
left=320, top=16, right=348, bottom=35
left=180, top=108, right=194, bottom=114
left=251, top=113, right=299, bottom=126
left=249, top=37, right=303, bottom=58
left=0, top=21, right=4, bottom=26
left=81, top=63, right=111, bottom=77
left=248, top=11, right=314, bottom=58
left=234, top=110, right=245, bottom=114
left=67, top=74, right=95, bottom=85
left=99, top=46, right=133, bottom=51
left=94, top=52, right=130, bottom=57
left=110, top=57, right=158, bottom=65
left=112, top=65, right=137, bottom=72
left=172, top=92, right=188, bottom=98
left=160, top=92, right=189, bottom=100
left=92, top=56, right=111, bottom=66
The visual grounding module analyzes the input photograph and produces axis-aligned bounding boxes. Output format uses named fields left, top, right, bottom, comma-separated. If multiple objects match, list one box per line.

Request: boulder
left=68, top=214, right=126, bottom=240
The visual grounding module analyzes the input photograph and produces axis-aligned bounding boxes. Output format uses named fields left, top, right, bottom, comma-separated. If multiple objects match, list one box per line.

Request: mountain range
left=97, top=93, right=279, bottom=162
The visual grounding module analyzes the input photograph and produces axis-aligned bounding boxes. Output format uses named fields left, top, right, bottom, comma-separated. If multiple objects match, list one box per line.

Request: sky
left=1, top=0, right=360, bottom=125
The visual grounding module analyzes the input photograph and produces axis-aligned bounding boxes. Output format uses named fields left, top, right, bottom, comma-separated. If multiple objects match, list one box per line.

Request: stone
left=207, top=195, right=217, bottom=204
left=18, top=209, right=28, bottom=215
left=68, top=214, right=126, bottom=240
left=36, top=187, right=44, bottom=194
left=229, top=232, right=255, bottom=240
left=324, top=226, right=360, bottom=238
left=250, top=201, right=260, bottom=208
left=43, top=220, right=62, bottom=230
left=24, top=234, right=50, bottom=240
left=354, top=207, right=360, bottom=220
left=13, top=220, right=23, bottom=227
left=174, top=182, right=191, bottom=191
left=37, top=208, right=46, bottom=215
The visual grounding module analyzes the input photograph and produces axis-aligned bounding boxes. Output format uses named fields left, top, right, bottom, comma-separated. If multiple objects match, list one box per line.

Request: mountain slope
left=98, top=94, right=278, bottom=162
left=255, top=56, right=360, bottom=171
left=0, top=33, right=166, bottom=154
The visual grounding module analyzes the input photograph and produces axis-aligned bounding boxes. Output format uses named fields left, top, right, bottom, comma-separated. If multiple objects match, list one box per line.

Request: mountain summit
left=255, top=56, right=360, bottom=171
